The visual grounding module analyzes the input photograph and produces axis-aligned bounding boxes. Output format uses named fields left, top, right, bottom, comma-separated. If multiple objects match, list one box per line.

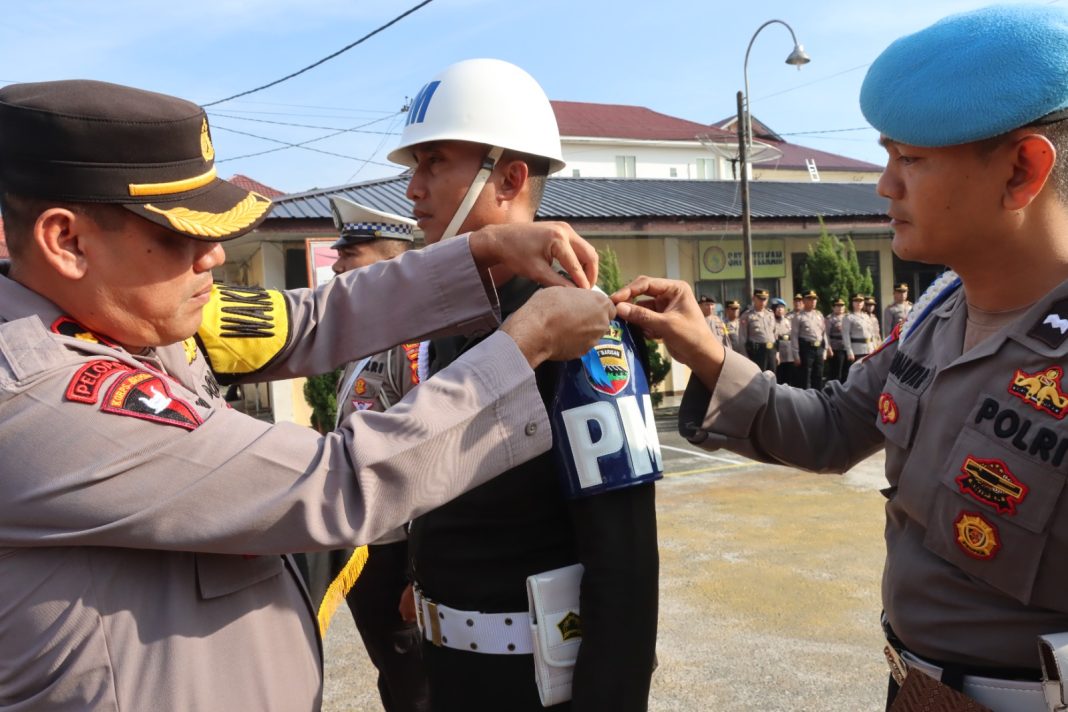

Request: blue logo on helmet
left=406, top=80, right=441, bottom=127
left=550, top=320, right=663, bottom=498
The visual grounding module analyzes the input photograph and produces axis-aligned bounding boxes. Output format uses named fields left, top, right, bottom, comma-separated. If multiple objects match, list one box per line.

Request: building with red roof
left=552, top=100, right=880, bottom=183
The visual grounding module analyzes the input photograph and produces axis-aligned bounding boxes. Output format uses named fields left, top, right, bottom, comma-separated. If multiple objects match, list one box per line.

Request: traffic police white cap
left=328, top=196, right=416, bottom=249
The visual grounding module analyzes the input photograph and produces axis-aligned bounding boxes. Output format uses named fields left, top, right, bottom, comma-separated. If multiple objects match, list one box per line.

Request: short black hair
left=0, top=192, right=127, bottom=259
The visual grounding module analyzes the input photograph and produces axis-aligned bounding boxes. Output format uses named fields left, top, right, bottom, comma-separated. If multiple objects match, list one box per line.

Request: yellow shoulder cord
left=316, top=545, right=370, bottom=637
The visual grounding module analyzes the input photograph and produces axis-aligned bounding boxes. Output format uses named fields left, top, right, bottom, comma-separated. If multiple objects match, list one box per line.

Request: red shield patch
left=101, top=371, right=203, bottom=431
left=954, top=511, right=1000, bottom=560
left=66, top=360, right=131, bottom=404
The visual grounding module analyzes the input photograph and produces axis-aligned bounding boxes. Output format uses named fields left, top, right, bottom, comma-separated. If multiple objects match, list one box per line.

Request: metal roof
left=267, top=175, right=888, bottom=223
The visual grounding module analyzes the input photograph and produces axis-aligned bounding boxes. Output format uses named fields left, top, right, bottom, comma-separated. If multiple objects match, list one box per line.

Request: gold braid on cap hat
left=145, top=192, right=270, bottom=238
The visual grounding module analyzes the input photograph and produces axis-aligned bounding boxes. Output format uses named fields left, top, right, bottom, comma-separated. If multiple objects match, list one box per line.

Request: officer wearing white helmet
left=296, top=196, right=430, bottom=712
left=390, top=59, right=659, bottom=711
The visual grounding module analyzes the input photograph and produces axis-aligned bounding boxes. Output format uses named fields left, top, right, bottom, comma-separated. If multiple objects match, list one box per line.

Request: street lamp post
left=738, top=20, right=810, bottom=301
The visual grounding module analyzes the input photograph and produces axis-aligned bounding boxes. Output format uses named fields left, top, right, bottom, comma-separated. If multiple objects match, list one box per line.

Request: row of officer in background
left=704, top=287, right=907, bottom=390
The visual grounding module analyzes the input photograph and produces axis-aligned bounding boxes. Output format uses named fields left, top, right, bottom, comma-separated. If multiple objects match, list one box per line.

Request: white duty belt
left=1039, top=633, right=1068, bottom=712
left=413, top=587, right=533, bottom=655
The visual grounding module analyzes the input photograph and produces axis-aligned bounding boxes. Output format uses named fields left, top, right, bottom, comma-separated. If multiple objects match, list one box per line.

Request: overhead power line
left=752, top=62, right=872, bottom=102
left=208, top=111, right=401, bottom=135
left=777, top=127, right=874, bottom=136
left=202, top=0, right=434, bottom=107
left=212, top=122, right=400, bottom=167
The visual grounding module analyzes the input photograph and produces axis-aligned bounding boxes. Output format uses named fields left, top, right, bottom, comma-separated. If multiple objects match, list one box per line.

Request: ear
left=1004, top=133, right=1056, bottom=210
left=493, top=158, right=530, bottom=204
left=34, top=208, right=90, bottom=279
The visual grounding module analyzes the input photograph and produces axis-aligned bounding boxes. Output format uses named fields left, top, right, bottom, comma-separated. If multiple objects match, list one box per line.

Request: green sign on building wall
left=698, top=238, right=786, bottom=280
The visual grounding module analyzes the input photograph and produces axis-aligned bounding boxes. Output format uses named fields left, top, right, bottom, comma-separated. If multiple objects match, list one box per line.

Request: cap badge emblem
left=200, top=118, right=215, bottom=162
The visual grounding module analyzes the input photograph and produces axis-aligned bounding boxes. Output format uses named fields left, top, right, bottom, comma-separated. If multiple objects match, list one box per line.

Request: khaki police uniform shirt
left=724, top=317, right=743, bottom=354
left=844, top=312, right=876, bottom=359
left=337, top=342, right=423, bottom=545
left=680, top=276, right=1068, bottom=670
left=0, top=237, right=551, bottom=711
left=789, top=310, right=827, bottom=361
left=739, top=307, right=777, bottom=349
left=705, top=315, right=732, bottom=351
left=826, top=313, right=848, bottom=351
left=774, top=317, right=792, bottom=364
left=885, top=301, right=912, bottom=335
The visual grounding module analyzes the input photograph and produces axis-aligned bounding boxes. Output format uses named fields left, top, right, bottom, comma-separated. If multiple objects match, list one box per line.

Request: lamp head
left=786, top=44, right=810, bottom=68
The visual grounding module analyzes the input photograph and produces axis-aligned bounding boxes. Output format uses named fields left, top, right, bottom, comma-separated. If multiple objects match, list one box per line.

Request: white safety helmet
left=388, top=58, right=565, bottom=173
left=388, top=59, right=565, bottom=240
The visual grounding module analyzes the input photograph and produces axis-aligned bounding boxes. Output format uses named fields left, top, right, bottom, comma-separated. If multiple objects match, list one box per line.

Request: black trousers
left=776, top=361, right=793, bottom=386
left=745, top=342, right=776, bottom=372
left=796, top=341, right=825, bottom=390
left=423, top=643, right=569, bottom=712
left=826, top=349, right=848, bottom=383
left=296, top=544, right=429, bottom=712
left=350, top=542, right=429, bottom=712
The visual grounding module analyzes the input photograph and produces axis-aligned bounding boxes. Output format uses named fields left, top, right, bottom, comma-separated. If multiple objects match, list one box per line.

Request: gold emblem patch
left=954, top=512, right=1000, bottom=560
left=200, top=118, right=215, bottom=162
left=956, top=456, right=1027, bottom=515
left=1009, top=366, right=1068, bottom=419
left=557, top=611, right=582, bottom=641
left=878, top=392, right=899, bottom=424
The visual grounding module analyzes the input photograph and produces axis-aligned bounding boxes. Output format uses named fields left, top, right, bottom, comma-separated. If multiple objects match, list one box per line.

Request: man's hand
left=611, top=276, right=724, bottom=387
left=501, top=287, right=615, bottom=368
left=468, top=222, right=598, bottom=289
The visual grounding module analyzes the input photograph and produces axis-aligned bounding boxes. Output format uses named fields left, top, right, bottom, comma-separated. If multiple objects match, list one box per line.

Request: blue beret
left=860, top=4, right=1068, bottom=146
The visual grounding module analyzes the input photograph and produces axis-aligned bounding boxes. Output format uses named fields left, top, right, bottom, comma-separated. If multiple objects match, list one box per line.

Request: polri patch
left=956, top=455, right=1027, bottom=515
left=954, top=511, right=1000, bottom=560
left=50, top=316, right=118, bottom=347
left=878, top=392, right=899, bottom=424
left=581, top=321, right=629, bottom=396
left=66, top=360, right=131, bottom=404
left=101, top=371, right=203, bottom=431
left=1029, top=300, right=1068, bottom=348
left=1009, top=366, right=1068, bottom=419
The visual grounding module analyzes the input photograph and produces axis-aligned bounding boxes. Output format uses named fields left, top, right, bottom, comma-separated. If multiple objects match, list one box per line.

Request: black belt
left=882, top=616, right=1042, bottom=684
left=851, top=338, right=869, bottom=343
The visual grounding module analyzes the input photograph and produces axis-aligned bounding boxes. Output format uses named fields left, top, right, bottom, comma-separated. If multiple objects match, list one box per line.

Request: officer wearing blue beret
left=611, top=5, right=1068, bottom=710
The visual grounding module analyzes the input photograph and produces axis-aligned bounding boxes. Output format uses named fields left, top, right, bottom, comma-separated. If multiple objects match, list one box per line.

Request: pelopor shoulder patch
left=549, top=320, right=663, bottom=498
left=66, top=360, right=132, bottom=404
left=100, top=370, right=203, bottom=431
left=196, top=284, right=290, bottom=377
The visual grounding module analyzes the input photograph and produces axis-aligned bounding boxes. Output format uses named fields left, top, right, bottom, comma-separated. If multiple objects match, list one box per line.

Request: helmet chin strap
left=441, top=146, right=504, bottom=241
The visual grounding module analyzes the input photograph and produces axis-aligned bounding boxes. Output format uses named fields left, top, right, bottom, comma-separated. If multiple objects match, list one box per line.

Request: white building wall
left=561, top=140, right=731, bottom=180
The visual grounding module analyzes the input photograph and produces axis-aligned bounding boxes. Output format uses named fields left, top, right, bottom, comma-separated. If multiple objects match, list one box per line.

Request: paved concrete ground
left=322, top=422, right=891, bottom=712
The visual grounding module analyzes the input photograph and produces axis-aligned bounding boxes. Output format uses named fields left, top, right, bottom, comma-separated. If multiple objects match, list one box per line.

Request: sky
left=0, top=0, right=1059, bottom=194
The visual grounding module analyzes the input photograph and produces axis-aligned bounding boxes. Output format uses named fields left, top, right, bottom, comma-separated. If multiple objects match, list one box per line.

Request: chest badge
left=1009, top=366, right=1068, bottom=419
left=877, top=392, right=899, bottom=424
left=354, top=378, right=368, bottom=396
left=581, top=322, right=630, bottom=396
left=954, top=512, right=1000, bottom=560
left=956, top=456, right=1027, bottom=515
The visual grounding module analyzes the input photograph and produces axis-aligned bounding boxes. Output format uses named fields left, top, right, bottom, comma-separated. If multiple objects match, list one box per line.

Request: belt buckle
left=427, top=601, right=443, bottom=647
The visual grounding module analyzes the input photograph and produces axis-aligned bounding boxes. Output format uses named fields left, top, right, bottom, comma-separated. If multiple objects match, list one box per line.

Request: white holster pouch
left=526, top=563, right=584, bottom=707
left=1039, top=632, right=1068, bottom=711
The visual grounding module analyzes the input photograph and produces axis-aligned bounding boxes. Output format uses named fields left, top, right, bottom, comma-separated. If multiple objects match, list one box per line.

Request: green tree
left=596, top=246, right=672, bottom=405
left=303, top=369, right=342, bottom=434
left=798, top=217, right=874, bottom=312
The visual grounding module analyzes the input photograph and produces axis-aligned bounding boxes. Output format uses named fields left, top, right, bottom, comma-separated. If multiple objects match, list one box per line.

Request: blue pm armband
left=549, top=320, right=664, bottom=498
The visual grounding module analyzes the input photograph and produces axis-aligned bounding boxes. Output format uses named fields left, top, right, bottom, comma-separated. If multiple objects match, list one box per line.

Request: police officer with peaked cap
left=0, top=79, right=613, bottom=710
left=723, top=299, right=743, bottom=353
left=698, top=294, right=732, bottom=351
left=843, top=292, right=875, bottom=381
left=295, top=196, right=430, bottom=712
left=611, top=5, right=1068, bottom=710
left=790, top=289, right=827, bottom=389
left=739, top=288, right=777, bottom=372
left=884, top=283, right=912, bottom=335
left=825, top=297, right=849, bottom=383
